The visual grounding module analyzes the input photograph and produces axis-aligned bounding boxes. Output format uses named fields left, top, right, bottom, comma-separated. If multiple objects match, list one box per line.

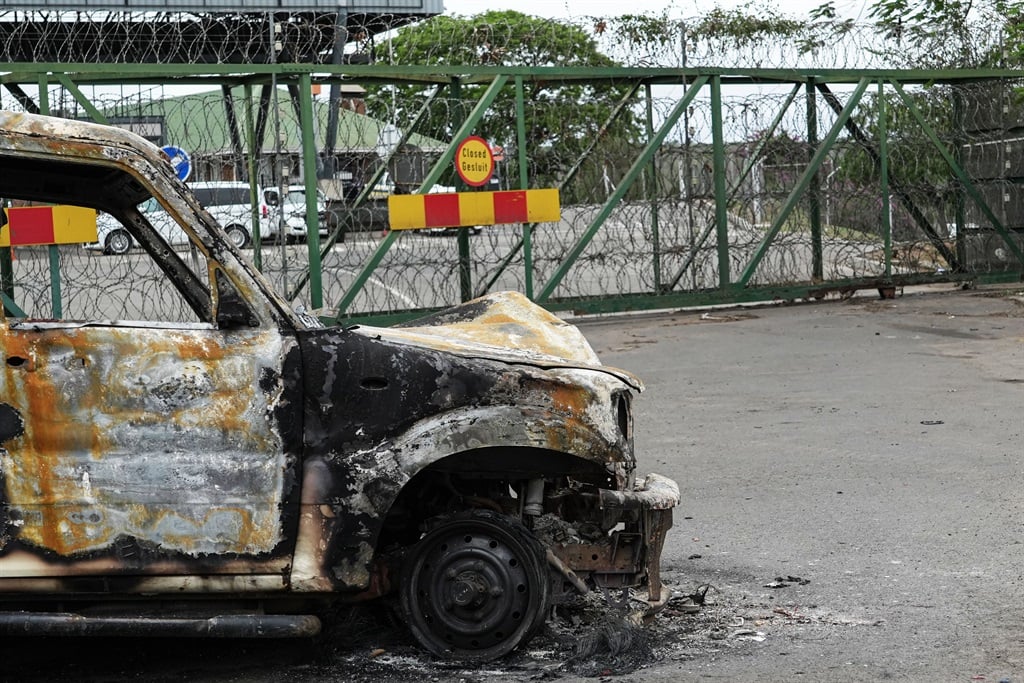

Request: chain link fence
left=1, top=11, right=1022, bottom=323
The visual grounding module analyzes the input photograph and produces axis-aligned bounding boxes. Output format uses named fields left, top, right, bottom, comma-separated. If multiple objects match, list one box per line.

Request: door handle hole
left=360, top=376, right=389, bottom=391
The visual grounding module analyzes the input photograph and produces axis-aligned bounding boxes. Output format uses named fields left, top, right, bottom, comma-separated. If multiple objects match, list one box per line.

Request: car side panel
left=0, top=323, right=303, bottom=583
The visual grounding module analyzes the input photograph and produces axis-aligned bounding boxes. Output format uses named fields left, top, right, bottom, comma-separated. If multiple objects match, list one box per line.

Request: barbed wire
left=1, top=13, right=1022, bottom=322
left=0, top=11, right=1014, bottom=70
left=7, top=76, right=1023, bottom=320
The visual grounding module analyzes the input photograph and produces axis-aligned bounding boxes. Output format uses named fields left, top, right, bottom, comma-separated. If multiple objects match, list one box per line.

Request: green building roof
left=118, top=86, right=444, bottom=156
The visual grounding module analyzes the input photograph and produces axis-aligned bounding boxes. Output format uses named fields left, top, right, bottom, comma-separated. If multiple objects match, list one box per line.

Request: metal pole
left=38, top=74, right=62, bottom=318
left=298, top=73, right=323, bottom=310
left=710, top=76, right=730, bottom=289
left=324, top=10, right=349, bottom=172
left=879, top=81, right=892, bottom=279
left=451, top=77, right=472, bottom=302
left=807, top=79, right=823, bottom=282
left=516, top=76, right=533, bottom=299
left=647, top=83, right=661, bottom=293
left=952, top=85, right=967, bottom=268
left=538, top=76, right=710, bottom=303
left=244, top=84, right=263, bottom=272
left=740, top=78, right=871, bottom=286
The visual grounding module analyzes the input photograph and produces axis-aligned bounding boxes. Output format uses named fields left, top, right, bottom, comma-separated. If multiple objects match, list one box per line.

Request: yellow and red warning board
left=388, top=189, right=560, bottom=231
left=0, top=205, right=98, bottom=247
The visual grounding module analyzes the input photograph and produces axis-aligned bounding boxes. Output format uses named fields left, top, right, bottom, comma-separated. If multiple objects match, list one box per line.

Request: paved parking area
left=575, top=283, right=1024, bottom=682
left=5, top=283, right=1023, bottom=682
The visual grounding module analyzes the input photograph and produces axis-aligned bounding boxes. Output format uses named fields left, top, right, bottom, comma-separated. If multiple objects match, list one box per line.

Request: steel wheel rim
left=227, top=226, right=247, bottom=248
left=403, top=515, right=547, bottom=659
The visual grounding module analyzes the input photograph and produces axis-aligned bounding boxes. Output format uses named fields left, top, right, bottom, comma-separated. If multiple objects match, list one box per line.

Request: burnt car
left=0, top=111, right=679, bottom=662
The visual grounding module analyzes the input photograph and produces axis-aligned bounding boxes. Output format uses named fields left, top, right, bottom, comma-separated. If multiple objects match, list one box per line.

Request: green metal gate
left=3, top=61, right=1023, bottom=325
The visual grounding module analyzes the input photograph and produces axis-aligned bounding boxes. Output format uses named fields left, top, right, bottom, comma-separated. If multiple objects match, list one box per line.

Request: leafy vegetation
left=366, top=10, right=642, bottom=197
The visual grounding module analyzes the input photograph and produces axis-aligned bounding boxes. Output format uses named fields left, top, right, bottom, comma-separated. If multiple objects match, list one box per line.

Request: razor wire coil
left=1, top=13, right=1022, bottom=322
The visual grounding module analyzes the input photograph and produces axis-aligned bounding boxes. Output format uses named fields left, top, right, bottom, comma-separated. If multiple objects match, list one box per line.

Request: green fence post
left=537, top=75, right=709, bottom=303
left=475, top=81, right=641, bottom=300
left=879, top=80, right=892, bottom=279
left=710, top=75, right=730, bottom=289
left=953, top=86, right=967, bottom=269
left=807, top=79, right=823, bottom=282
left=664, top=83, right=802, bottom=292
left=297, top=73, right=323, bottom=310
left=516, top=76, right=532, bottom=299
left=451, top=77, right=473, bottom=302
left=817, top=81, right=960, bottom=271
left=646, top=83, right=661, bottom=293
left=288, top=85, right=448, bottom=303
left=244, top=84, right=262, bottom=272
left=37, top=73, right=62, bottom=318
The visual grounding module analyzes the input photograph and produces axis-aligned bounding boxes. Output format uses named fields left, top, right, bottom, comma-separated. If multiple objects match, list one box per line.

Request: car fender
left=290, top=403, right=630, bottom=592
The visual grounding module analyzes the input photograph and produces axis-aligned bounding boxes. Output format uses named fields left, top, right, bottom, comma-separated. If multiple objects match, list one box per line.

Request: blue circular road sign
left=161, top=145, right=192, bottom=182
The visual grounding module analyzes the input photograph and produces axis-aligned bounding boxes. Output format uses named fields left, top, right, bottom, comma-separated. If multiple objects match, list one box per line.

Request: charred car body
left=0, top=111, right=679, bottom=661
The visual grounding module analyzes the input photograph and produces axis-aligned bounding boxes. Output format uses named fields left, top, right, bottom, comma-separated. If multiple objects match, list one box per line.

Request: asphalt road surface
left=5, top=283, right=1023, bottom=682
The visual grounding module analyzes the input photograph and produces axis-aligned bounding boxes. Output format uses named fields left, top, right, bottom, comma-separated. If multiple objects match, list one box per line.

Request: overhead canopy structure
left=0, top=0, right=442, bottom=9
left=0, top=1, right=444, bottom=64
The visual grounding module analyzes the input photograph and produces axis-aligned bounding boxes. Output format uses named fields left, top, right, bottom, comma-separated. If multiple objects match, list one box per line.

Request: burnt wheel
left=400, top=509, right=551, bottom=662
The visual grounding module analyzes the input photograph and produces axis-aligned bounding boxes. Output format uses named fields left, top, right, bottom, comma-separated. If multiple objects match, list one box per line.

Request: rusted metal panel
left=0, top=323, right=302, bottom=577
left=387, top=291, right=643, bottom=391
left=292, top=316, right=641, bottom=590
left=548, top=535, right=643, bottom=574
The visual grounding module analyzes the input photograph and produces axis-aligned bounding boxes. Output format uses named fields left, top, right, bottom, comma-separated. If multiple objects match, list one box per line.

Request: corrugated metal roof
left=118, top=86, right=445, bottom=155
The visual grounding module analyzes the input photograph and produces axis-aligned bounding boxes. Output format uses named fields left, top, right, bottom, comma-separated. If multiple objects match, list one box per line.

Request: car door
left=0, top=252, right=302, bottom=586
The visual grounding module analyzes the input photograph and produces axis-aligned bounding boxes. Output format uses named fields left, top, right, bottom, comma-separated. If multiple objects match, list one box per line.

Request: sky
left=440, top=0, right=871, bottom=21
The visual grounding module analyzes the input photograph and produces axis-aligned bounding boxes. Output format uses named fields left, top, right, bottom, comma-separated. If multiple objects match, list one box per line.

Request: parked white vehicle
left=89, top=180, right=264, bottom=254
left=263, top=185, right=329, bottom=243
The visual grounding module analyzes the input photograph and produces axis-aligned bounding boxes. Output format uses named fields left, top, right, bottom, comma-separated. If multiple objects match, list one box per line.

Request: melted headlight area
left=537, top=474, right=677, bottom=608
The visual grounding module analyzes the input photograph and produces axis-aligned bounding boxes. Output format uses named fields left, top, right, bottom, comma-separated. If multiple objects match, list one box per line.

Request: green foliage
left=999, top=0, right=1024, bottom=66
left=686, top=4, right=805, bottom=46
left=378, top=10, right=620, bottom=69
left=366, top=10, right=642, bottom=195
left=609, top=12, right=684, bottom=57
left=868, top=0, right=975, bottom=29
left=750, top=129, right=808, bottom=166
left=865, top=0, right=1013, bottom=66
left=835, top=87, right=960, bottom=225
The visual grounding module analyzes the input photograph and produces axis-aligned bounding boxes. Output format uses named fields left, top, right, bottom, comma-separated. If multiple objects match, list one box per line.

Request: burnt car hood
left=351, top=292, right=643, bottom=392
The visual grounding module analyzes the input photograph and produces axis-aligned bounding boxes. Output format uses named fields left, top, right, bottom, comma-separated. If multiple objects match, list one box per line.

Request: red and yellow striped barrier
left=0, top=205, right=98, bottom=247
left=387, top=189, right=560, bottom=231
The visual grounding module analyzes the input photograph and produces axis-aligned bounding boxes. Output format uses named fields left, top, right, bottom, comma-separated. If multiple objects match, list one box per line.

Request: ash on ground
left=6, top=569, right=880, bottom=683
left=301, top=571, right=845, bottom=683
